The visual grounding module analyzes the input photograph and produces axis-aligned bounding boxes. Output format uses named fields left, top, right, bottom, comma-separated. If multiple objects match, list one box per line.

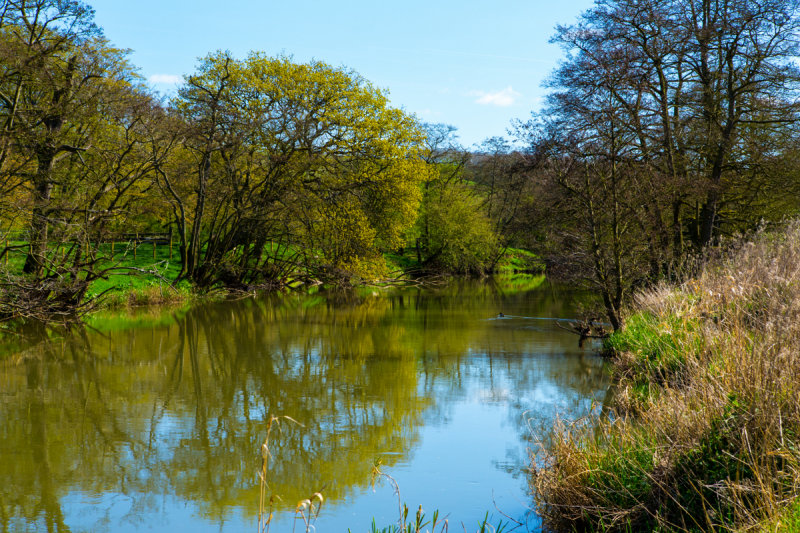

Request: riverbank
left=532, top=224, right=800, bottom=532
left=33, top=246, right=544, bottom=317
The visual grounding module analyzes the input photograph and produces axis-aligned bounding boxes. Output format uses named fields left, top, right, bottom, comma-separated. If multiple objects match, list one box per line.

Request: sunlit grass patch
left=494, top=247, right=544, bottom=275
left=763, top=498, right=800, bottom=532
left=605, top=311, right=708, bottom=409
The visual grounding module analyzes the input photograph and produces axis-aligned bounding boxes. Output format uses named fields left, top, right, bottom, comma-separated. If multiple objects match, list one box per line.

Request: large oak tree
left=163, top=52, right=430, bottom=288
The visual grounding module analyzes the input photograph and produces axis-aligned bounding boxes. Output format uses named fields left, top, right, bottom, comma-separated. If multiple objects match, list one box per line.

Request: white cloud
left=417, top=108, right=443, bottom=119
left=473, top=86, right=521, bottom=107
left=148, top=74, right=182, bottom=85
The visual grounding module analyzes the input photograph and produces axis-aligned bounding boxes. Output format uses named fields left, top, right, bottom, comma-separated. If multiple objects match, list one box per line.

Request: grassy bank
left=0, top=240, right=195, bottom=316
left=87, top=246, right=542, bottom=311
left=384, top=246, right=544, bottom=276
left=2, top=239, right=543, bottom=318
left=532, top=224, right=800, bottom=532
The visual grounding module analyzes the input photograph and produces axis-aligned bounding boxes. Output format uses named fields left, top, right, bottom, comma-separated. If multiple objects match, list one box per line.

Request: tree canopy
left=161, top=52, right=430, bottom=287
left=517, top=0, right=800, bottom=328
left=0, top=2, right=435, bottom=318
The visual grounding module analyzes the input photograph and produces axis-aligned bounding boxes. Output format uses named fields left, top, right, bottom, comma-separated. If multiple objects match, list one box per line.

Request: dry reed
left=258, top=414, right=306, bottom=533
left=532, top=222, right=800, bottom=532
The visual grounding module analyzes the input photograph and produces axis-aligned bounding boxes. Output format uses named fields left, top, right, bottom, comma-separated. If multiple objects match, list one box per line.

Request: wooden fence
left=2, top=229, right=175, bottom=265
left=107, top=230, right=173, bottom=260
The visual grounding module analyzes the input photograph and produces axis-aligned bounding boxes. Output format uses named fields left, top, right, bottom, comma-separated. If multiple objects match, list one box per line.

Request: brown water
left=0, top=278, right=609, bottom=532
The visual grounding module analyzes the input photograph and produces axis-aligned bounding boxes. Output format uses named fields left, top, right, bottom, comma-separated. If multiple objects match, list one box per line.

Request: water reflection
left=0, top=279, right=609, bottom=532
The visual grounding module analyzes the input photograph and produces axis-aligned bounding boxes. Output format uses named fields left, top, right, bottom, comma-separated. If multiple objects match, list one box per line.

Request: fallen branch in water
left=555, top=318, right=609, bottom=347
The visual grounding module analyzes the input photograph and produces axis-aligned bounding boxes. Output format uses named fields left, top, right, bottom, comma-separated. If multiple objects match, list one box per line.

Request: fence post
left=152, top=240, right=156, bottom=259
left=134, top=232, right=138, bottom=260
left=111, top=240, right=115, bottom=258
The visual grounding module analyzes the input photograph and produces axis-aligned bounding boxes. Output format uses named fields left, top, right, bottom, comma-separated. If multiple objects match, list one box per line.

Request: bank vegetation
left=533, top=222, right=800, bottom=532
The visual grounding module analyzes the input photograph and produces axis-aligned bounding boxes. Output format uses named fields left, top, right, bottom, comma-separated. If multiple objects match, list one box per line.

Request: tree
left=0, top=0, right=103, bottom=274
left=519, top=0, right=800, bottom=328
left=0, top=0, right=174, bottom=318
left=468, top=137, right=538, bottom=263
left=164, top=52, right=429, bottom=288
left=410, top=124, right=499, bottom=275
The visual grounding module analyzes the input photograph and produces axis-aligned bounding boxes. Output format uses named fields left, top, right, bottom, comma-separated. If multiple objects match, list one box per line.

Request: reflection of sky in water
left=0, top=281, right=609, bottom=532
left=61, top=491, right=249, bottom=533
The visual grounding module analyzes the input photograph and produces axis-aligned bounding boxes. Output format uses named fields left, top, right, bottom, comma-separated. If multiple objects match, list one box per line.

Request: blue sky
left=89, top=0, right=595, bottom=148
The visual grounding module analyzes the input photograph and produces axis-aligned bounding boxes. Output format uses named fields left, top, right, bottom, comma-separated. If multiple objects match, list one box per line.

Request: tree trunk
left=23, top=149, right=56, bottom=275
left=186, top=153, right=210, bottom=281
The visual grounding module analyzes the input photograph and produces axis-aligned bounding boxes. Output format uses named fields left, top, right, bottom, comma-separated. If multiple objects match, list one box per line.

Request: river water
left=0, top=278, right=609, bottom=532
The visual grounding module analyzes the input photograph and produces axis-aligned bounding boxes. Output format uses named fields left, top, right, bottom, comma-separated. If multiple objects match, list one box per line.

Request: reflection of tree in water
left=496, top=350, right=609, bottom=481
left=161, top=298, right=434, bottom=516
left=0, top=279, right=607, bottom=531
left=409, top=280, right=610, bottom=487
left=1, top=287, right=471, bottom=530
left=416, top=332, right=610, bottom=489
left=1, top=330, right=156, bottom=532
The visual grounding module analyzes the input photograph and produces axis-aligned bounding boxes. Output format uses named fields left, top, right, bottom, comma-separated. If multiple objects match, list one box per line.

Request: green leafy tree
left=412, top=123, right=499, bottom=275
left=419, top=181, right=498, bottom=274
left=468, top=137, right=539, bottom=260
left=0, top=0, right=100, bottom=274
left=0, top=0, right=170, bottom=318
left=518, top=0, right=800, bottom=328
left=166, top=52, right=429, bottom=287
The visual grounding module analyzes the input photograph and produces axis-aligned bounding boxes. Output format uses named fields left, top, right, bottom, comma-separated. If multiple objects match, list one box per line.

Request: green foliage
left=494, top=247, right=544, bottom=274
left=1, top=4, right=438, bottom=320
left=546, top=405, right=752, bottom=531
left=418, top=182, right=499, bottom=275
left=584, top=437, right=656, bottom=518
left=0, top=0, right=178, bottom=321
left=606, top=311, right=706, bottom=393
left=671, top=395, right=754, bottom=526
left=170, top=51, right=429, bottom=287
left=384, top=249, right=419, bottom=274
left=518, top=0, right=800, bottom=331
left=409, top=124, right=501, bottom=277
left=534, top=226, right=800, bottom=532
left=770, top=499, right=800, bottom=532
left=83, top=242, right=182, bottom=299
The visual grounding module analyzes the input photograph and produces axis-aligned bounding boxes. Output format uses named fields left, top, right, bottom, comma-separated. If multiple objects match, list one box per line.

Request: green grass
left=605, top=311, right=707, bottom=405
left=83, top=242, right=183, bottom=301
left=586, top=440, right=656, bottom=511
left=0, top=240, right=30, bottom=271
left=2, top=240, right=186, bottom=309
left=767, top=499, right=800, bottom=532
left=384, top=248, right=421, bottom=273
left=494, top=247, right=544, bottom=274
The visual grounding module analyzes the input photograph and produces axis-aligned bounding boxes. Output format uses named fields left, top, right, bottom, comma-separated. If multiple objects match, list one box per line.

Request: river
left=0, top=277, right=609, bottom=532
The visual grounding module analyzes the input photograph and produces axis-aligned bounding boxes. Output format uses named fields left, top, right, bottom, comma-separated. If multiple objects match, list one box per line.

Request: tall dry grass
left=532, top=223, right=800, bottom=532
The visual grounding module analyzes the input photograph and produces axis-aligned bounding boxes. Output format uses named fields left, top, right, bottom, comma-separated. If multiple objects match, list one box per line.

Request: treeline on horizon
left=2, top=0, right=800, bottom=326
